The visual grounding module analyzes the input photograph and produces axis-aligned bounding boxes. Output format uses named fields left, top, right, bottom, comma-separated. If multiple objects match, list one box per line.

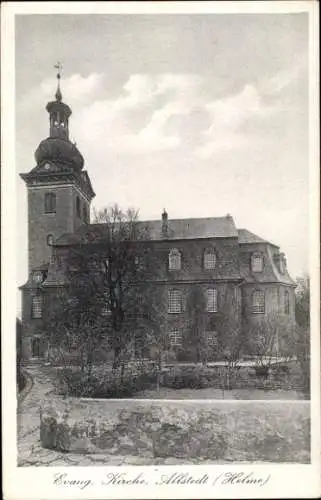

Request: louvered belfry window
left=31, top=295, right=43, bottom=319
left=44, top=193, right=56, bottom=213
left=284, top=290, right=290, bottom=315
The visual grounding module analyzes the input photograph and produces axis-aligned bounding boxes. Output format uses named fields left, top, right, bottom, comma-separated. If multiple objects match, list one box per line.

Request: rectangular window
left=168, top=289, right=182, bottom=313
left=204, top=250, right=216, bottom=270
left=206, top=331, right=218, bottom=348
left=31, top=296, right=43, bottom=319
left=101, top=292, right=111, bottom=317
left=169, top=249, right=181, bottom=270
left=206, top=289, right=218, bottom=312
left=45, top=193, right=56, bottom=213
left=251, top=254, right=263, bottom=272
left=252, top=290, right=265, bottom=314
left=169, top=328, right=182, bottom=347
left=284, top=291, right=290, bottom=315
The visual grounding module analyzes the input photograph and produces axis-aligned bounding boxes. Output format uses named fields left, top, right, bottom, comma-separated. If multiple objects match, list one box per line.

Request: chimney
left=161, top=209, right=168, bottom=238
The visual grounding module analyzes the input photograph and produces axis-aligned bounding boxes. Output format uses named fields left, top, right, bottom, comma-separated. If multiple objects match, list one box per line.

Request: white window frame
left=168, top=289, right=182, bottom=313
left=251, top=253, right=263, bottom=273
left=284, top=290, right=290, bottom=315
left=206, top=330, right=218, bottom=348
left=204, top=248, right=216, bottom=270
left=168, top=248, right=181, bottom=271
left=101, top=292, right=112, bottom=317
left=252, top=290, right=265, bottom=314
left=31, top=295, right=43, bottom=319
left=206, top=288, right=218, bottom=313
left=169, top=328, right=182, bottom=347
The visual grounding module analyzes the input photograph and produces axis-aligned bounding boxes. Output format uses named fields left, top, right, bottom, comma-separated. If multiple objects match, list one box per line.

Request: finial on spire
left=54, top=61, right=63, bottom=101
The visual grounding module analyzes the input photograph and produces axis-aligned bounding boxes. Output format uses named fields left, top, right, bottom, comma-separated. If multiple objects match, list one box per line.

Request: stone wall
left=40, top=398, right=310, bottom=462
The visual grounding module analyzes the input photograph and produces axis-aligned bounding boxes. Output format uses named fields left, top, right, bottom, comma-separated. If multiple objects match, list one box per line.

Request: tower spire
left=54, top=61, right=63, bottom=101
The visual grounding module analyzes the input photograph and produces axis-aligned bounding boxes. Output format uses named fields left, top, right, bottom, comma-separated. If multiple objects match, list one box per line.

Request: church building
left=19, top=70, right=296, bottom=362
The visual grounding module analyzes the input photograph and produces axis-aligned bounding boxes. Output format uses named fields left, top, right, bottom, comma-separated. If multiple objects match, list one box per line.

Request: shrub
left=161, top=366, right=219, bottom=390
left=56, top=367, right=158, bottom=398
left=254, top=365, right=270, bottom=378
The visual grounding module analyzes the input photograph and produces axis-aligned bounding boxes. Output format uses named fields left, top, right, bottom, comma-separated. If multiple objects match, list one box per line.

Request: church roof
left=238, top=228, right=278, bottom=247
left=55, top=215, right=238, bottom=245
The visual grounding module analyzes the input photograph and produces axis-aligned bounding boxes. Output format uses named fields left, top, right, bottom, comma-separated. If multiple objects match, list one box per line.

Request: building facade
left=19, top=75, right=296, bottom=362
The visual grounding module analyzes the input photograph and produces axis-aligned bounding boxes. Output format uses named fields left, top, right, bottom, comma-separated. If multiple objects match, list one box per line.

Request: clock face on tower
left=32, top=271, right=44, bottom=283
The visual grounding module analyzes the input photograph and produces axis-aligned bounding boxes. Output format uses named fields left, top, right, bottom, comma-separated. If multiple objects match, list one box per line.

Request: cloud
left=73, top=73, right=204, bottom=154
left=194, top=84, right=276, bottom=158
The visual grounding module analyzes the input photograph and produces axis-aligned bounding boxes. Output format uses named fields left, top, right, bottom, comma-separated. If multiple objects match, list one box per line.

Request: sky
left=15, top=13, right=310, bottom=312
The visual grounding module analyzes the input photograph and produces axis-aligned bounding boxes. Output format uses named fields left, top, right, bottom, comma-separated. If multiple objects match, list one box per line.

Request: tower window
left=83, top=205, right=88, bottom=223
left=168, top=289, right=183, bottom=313
left=252, top=290, right=265, bottom=314
left=206, top=288, right=218, bottom=312
left=251, top=253, right=263, bottom=272
left=204, top=248, right=216, bottom=270
left=31, top=295, right=43, bottom=319
left=44, top=193, right=56, bottom=213
left=169, top=328, right=182, bottom=347
left=76, top=196, right=81, bottom=218
left=47, top=234, right=53, bottom=246
left=168, top=248, right=181, bottom=270
left=284, top=290, right=290, bottom=315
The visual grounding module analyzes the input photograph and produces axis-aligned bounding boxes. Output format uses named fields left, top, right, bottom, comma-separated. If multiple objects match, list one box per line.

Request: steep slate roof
left=55, top=216, right=238, bottom=245
left=238, top=229, right=278, bottom=247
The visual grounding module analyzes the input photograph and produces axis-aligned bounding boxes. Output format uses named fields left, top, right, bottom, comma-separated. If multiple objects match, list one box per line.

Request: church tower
left=19, top=64, right=95, bottom=360
left=20, top=63, right=95, bottom=272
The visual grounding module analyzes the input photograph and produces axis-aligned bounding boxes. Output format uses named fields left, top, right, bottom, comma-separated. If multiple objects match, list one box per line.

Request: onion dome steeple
left=34, top=62, right=84, bottom=171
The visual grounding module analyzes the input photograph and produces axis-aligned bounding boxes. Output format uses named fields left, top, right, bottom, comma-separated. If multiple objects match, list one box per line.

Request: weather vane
left=54, top=61, right=62, bottom=80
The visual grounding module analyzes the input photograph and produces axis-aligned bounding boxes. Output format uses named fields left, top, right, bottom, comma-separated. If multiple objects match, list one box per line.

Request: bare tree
left=185, top=285, right=207, bottom=364
left=42, top=205, right=163, bottom=380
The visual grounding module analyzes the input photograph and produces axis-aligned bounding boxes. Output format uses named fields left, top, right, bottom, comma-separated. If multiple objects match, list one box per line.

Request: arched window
left=32, top=338, right=41, bottom=358
left=204, top=248, right=216, bottom=270
left=284, top=290, right=290, bottom=315
left=44, top=193, right=56, bottom=213
left=168, top=248, right=181, bottom=270
left=47, top=234, right=53, bottom=246
left=206, top=288, right=218, bottom=312
left=31, top=295, right=43, bottom=319
left=169, top=328, right=182, bottom=347
left=251, top=253, right=263, bottom=272
left=168, top=289, right=182, bottom=313
left=76, top=196, right=81, bottom=218
left=252, top=290, right=265, bottom=314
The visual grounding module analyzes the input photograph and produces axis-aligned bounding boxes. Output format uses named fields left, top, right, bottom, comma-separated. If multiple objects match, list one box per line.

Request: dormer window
left=169, top=248, right=181, bottom=271
left=44, top=192, right=56, bottom=213
left=204, top=248, right=216, bottom=270
left=251, top=252, right=263, bottom=272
